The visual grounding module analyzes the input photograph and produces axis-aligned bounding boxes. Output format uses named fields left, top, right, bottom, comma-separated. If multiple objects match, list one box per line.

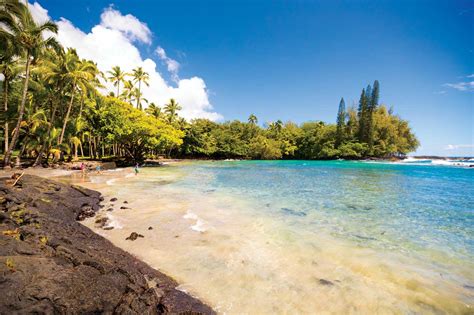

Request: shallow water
left=65, top=161, right=473, bottom=314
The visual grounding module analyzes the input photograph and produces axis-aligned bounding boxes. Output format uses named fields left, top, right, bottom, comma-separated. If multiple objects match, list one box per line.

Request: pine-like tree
left=367, top=80, right=380, bottom=151
left=357, top=88, right=366, bottom=142
left=336, top=97, right=346, bottom=147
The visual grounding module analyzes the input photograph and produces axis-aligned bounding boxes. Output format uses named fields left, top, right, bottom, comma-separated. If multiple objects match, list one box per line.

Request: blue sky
left=37, top=0, right=473, bottom=156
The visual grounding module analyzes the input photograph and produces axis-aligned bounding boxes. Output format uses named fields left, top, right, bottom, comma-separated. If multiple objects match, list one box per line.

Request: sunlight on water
left=64, top=161, right=474, bottom=314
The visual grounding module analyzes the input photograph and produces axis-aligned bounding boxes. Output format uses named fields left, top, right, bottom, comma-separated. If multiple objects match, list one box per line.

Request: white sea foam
left=106, top=178, right=118, bottom=185
left=104, top=214, right=123, bottom=229
left=125, top=173, right=135, bottom=178
left=183, top=210, right=207, bottom=232
left=183, top=211, right=198, bottom=220
left=191, top=219, right=207, bottom=232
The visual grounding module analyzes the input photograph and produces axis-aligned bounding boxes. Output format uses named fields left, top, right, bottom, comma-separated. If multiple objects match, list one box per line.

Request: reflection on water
left=62, top=161, right=474, bottom=314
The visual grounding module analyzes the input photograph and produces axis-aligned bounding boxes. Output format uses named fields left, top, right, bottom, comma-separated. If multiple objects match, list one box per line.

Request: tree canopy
left=0, top=2, right=418, bottom=166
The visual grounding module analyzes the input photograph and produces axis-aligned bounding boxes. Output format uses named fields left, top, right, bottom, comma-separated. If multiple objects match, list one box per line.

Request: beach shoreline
left=0, top=173, right=215, bottom=314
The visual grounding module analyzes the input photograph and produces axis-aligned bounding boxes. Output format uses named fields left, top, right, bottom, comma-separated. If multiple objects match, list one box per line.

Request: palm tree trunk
left=137, top=80, right=141, bottom=109
left=33, top=99, right=58, bottom=167
left=3, top=78, right=9, bottom=155
left=79, top=141, right=84, bottom=157
left=4, top=54, right=31, bottom=168
left=74, top=142, right=78, bottom=161
left=59, top=85, right=75, bottom=145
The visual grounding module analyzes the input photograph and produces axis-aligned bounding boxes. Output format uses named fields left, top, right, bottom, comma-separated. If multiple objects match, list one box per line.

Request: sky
left=30, top=0, right=473, bottom=156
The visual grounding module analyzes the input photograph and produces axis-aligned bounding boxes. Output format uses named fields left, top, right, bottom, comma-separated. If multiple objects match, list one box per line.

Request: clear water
left=71, top=160, right=474, bottom=314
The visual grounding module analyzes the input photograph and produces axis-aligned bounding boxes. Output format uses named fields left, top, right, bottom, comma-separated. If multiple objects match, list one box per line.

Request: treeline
left=0, top=1, right=418, bottom=167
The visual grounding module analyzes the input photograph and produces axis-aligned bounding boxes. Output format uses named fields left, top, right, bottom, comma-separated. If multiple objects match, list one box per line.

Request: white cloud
left=444, top=144, right=474, bottom=150
left=28, top=1, right=50, bottom=24
left=29, top=2, right=222, bottom=121
left=443, top=81, right=474, bottom=92
left=156, top=46, right=180, bottom=82
left=100, top=6, right=151, bottom=44
left=433, top=90, right=446, bottom=95
left=467, top=74, right=474, bottom=78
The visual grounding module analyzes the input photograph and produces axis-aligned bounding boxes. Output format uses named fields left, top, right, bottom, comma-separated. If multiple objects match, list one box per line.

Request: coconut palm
left=164, top=98, right=182, bottom=123
left=107, top=65, right=126, bottom=97
left=121, top=79, right=134, bottom=103
left=145, top=102, right=163, bottom=119
left=131, top=66, right=149, bottom=110
left=58, top=50, right=99, bottom=145
left=248, top=114, right=258, bottom=125
left=1, top=2, right=59, bottom=167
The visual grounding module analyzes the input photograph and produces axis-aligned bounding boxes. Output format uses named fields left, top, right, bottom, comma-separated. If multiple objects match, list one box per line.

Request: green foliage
left=0, top=2, right=418, bottom=162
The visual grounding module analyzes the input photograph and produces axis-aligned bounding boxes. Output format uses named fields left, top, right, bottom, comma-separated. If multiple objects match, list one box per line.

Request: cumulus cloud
left=28, top=2, right=222, bottom=121
left=100, top=6, right=151, bottom=44
left=156, top=46, right=180, bottom=82
left=444, top=144, right=474, bottom=150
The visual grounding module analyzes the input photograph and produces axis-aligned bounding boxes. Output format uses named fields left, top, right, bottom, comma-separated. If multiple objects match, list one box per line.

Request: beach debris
left=106, top=208, right=114, bottom=212
left=125, top=232, right=144, bottom=241
left=10, top=172, right=25, bottom=187
left=103, top=226, right=114, bottom=231
left=319, top=279, right=334, bottom=286
left=123, top=201, right=128, bottom=204
left=148, top=226, right=153, bottom=230
left=120, top=206, right=129, bottom=210
left=110, top=197, right=118, bottom=202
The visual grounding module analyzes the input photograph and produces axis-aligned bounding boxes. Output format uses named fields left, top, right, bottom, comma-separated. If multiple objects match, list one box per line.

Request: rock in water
left=148, top=226, right=153, bottom=230
left=319, top=279, right=335, bottom=286
left=0, top=174, right=215, bottom=314
left=126, top=232, right=144, bottom=241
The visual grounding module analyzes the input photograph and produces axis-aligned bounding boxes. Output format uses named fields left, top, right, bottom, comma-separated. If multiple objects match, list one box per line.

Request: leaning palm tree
left=107, top=65, right=126, bottom=97
left=58, top=51, right=99, bottom=145
left=1, top=1, right=59, bottom=167
left=131, top=66, right=149, bottom=110
left=164, top=98, right=182, bottom=123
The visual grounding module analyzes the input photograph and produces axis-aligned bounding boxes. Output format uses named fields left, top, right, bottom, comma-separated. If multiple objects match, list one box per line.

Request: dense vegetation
left=0, top=1, right=418, bottom=167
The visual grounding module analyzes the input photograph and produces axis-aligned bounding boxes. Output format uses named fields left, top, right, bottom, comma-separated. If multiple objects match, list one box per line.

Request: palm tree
left=164, top=98, right=182, bottom=123
left=121, top=79, right=134, bottom=103
left=145, top=102, right=163, bottom=119
left=58, top=54, right=99, bottom=145
left=132, top=66, right=149, bottom=110
left=248, top=114, right=258, bottom=125
left=107, top=65, right=126, bottom=97
left=1, top=2, right=59, bottom=167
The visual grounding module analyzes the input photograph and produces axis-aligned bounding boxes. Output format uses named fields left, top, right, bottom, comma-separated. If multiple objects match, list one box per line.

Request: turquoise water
left=174, top=160, right=473, bottom=271
left=76, top=160, right=474, bottom=313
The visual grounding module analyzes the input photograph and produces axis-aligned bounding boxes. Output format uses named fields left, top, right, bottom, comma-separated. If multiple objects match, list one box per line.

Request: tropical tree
left=107, top=65, right=126, bottom=97
left=145, top=102, right=163, bottom=119
left=131, top=66, right=149, bottom=110
left=58, top=51, right=99, bottom=145
left=2, top=2, right=59, bottom=167
left=164, top=98, right=181, bottom=123
left=248, top=114, right=258, bottom=125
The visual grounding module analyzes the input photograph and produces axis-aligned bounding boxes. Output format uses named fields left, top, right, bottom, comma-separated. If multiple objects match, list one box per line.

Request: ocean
left=72, top=160, right=474, bottom=314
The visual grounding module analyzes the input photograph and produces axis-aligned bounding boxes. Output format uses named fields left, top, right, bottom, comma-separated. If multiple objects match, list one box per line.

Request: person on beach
left=134, top=163, right=139, bottom=175
left=80, top=162, right=86, bottom=176
left=96, top=165, right=102, bottom=174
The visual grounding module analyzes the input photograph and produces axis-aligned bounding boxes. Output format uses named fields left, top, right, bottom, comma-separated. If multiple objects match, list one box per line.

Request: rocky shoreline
left=0, top=174, right=215, bottom=314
